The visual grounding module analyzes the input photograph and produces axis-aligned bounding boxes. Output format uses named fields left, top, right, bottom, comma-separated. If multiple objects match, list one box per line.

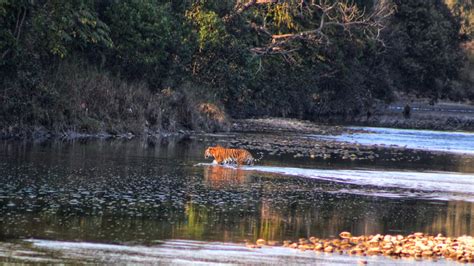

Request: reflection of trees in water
left=182, top=202, right=207, bottom=239
left=203, top=169, right=388, bottom=240
left=253, top=196, right=467, bottom=240
left=455, top=157, right=474, bottom=173
left=253, top=194, right=383, bottom=240
left=197, top=167, right=474, bottom=241
left=0, top=212, right=186, bottom=243
left=425, top=201, right=474, bottom=237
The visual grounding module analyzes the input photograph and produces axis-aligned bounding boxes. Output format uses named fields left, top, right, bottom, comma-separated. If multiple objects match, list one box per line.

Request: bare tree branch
left=235, top=0, right=395, bottom=57
left=16, top=7, right=27, bottom=41
left=235, top=0, right=257, bottom=14
left=2, top=6, right=27, bottom=61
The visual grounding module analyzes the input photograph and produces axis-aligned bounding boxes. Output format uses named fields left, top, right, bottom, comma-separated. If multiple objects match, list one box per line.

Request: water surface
left=0, top=130, right=473, bottom=263
left=312, top=127, right=474, bottom=154
left=198, top=164, right=474, bottom=202
left=0, top=239, right=446, bottom=265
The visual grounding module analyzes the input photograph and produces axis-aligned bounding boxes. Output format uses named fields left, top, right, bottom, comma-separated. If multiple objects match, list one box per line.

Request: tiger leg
left=236, top=157, right=245, bottom=166
left=215, top=158, right=223, bottom=164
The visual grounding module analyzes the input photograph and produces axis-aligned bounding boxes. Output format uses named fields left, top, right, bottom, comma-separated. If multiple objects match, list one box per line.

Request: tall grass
left=0, top=60, right=229, bottom=137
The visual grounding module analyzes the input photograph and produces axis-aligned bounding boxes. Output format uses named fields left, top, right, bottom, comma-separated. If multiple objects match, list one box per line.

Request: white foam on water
left=197, top=163, right=474, bottom=202
left=311, top=127, right=474, bottom=154
left=25, top=239, right=448, bottom=265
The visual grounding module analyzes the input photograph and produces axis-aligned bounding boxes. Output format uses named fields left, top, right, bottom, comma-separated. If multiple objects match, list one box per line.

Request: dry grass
left=1, top=60, right=230, bottom=137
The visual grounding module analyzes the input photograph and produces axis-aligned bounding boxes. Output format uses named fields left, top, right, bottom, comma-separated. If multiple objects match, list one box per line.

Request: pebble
left=250, top=233, right=474, bottom=262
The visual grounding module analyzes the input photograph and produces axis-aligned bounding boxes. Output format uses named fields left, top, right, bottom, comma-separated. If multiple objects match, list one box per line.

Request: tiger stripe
left=204, top=145, right=258, bottom=166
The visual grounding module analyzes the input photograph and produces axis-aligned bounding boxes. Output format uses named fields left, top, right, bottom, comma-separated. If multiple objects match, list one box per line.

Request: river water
left=313, top=127, right=474, bottom=154
left=0, top=128, right=473, bottom=264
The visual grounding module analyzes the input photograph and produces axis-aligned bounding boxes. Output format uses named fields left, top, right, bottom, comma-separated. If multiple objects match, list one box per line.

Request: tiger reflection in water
left=203, top=165, right=252, bottom=189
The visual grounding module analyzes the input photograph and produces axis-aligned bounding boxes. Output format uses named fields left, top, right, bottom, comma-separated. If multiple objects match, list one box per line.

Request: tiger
left=204, top=145, right=261, bottom=166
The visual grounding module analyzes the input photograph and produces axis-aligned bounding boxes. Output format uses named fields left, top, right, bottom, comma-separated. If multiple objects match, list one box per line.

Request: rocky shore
left=249, top=232, right=474, bottom=263
left=2, top=98, right=472, bottom=140
left=356, top=101, right=474, bottom=131
left=194, top=118, right=432, bottom=164
left=230, top=118, right=354, bottom=135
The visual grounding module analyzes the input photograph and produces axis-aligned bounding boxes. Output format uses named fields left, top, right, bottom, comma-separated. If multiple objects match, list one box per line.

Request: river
left=0, top=127, right=473, bottom=264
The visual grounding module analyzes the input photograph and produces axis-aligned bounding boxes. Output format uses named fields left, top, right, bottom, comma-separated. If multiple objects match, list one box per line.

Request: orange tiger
left=204, top=145, right=261, bottom=166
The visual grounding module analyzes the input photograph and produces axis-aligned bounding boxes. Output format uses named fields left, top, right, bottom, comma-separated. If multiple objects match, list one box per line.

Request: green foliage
left=209, top=0, right=395, bottom=118
left=184, top=1, right=258, bottom=106
left=0, top=0, right=112, bottom=77
left=104, top=1, right=178, bottom=87
left=445, top=0, right=473, bottom=40
left=0, top=0, right=28, bottom=66
left=186, top=4, right=227, bottom=50
left=0, top=0, right=472, bottom=135
left=385, top=0, right=464, bottom=100
left=32, top=0, right=112, bottom=58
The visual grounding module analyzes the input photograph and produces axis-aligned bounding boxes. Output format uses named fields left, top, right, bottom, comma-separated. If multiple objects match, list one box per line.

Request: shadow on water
left=0, top=136, right=473, bottom=248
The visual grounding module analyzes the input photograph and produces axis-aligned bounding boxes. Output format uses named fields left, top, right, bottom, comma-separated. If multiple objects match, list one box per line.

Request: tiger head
left=204, top=145, right=223, bottom=159
left=204, top=147, right=214, bottom=159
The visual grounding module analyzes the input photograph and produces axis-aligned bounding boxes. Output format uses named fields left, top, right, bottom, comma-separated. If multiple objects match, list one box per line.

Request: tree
left=204, top=0, right=396, bottom=118
left=445, top=0, right=473, bottom=40
left=384, top=0, right=464, bottom=100
left=103, top=1, right=181, bottom=89
left=217, top=0, right=393, bottom=59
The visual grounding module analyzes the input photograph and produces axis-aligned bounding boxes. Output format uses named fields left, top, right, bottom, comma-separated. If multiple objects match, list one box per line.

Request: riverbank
left=251, top=232, right=474, bottom=263
left=2, top=99, right=472, bottom=140
left=354, top=100, right=474, bottom=131
left=0, top=125, right=191, bottom=141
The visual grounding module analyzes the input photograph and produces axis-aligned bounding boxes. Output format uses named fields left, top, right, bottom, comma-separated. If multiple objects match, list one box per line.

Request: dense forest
left=0, top=0, right=473, bottom=136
